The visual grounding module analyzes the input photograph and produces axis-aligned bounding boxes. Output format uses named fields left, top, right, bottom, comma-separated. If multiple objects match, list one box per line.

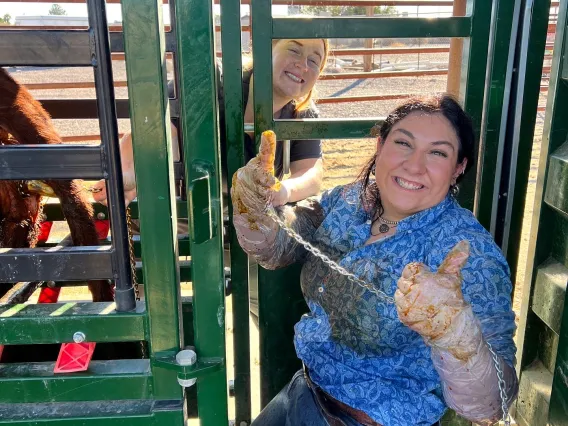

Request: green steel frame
left=514, top=0, right=568, bottom=424
left=174, top=0, right=229, bottom=423
left=0, top=0, right=227, bottom=423
left=225, top=3, right=500, bottom=424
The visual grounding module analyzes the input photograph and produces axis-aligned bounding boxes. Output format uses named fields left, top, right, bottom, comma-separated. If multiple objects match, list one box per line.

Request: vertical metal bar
left=220, top=0, right=252, bottom=424
left=86, top=0, right=135, bottom=312
left=475, top=0, right=520, bottom=232
left=250, top=0, right=279, bottom=408
left=251, top=0, right=274, bottom=145
left=121, top=0, right=183, bottom=400
left=457, top=0, right=494, bottom=212
left=175, top=0, right=229, bottom=423
left=498, top=0, right=551, bottom=273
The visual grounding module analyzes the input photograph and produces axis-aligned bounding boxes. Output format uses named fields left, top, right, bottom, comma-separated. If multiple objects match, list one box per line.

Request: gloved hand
left=395, top=240, right=482, bottom=360
left=231, top=130, right=282, bottom=253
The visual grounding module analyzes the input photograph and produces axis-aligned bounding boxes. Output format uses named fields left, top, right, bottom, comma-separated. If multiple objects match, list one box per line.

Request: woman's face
left=272, top=39, right=325, bottom=101
left=374, top=112, right=467, bottom=221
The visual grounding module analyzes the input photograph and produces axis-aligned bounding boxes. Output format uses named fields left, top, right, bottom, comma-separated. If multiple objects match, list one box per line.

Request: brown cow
left=0, top=68, right=113, bottom=302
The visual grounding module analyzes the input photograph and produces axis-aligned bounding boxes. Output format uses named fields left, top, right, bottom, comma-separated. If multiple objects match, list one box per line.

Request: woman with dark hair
left=231, top=95, right=518, bottom=426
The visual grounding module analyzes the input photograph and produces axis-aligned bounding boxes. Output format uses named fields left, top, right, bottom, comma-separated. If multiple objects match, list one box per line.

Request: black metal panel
left=40, top=99, right=128, bottom=119
left=39, top=99, right=179, bottom=119
left=0, top=247, right=113, bottom=282
left=0, top=31, right=174, bottom=66
left=0, top=145, right=103, bottom=180
left=88, top=0, right=136, bottom=312
left=0, top=30, right=92, bottom=66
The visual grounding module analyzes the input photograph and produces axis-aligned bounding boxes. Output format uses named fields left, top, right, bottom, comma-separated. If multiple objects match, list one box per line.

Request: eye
left=308, top=57, right=320, bottom=66
left=288, top=48, right=300, bottom=55
left=394, top=140, right=411, bottom=148
left=431, top=150, right=448, bottom=158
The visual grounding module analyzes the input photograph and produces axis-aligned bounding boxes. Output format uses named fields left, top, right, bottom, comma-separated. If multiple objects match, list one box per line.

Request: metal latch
left=153, top=349, right=224, bottom=388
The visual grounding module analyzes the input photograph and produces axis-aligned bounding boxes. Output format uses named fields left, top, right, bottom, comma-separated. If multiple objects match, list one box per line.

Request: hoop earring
left=371, top=164, right=376, bottom=176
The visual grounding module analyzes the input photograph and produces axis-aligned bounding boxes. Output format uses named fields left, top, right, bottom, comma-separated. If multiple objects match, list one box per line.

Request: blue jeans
left=251, top=370, right=362, bottom=426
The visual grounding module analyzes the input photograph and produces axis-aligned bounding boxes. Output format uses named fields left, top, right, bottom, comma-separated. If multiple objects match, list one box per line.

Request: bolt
left=176, top=349, right=197, bottom=388
left=97, top=212, right=106, bottom=220
left=73, top=332, right=86, bottom=343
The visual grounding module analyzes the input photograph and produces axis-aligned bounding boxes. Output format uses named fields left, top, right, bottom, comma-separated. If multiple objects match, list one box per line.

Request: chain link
left=267, top=209, right=394, bottom=303
left=126, top=207, right=140, bottom=301
left=266, top=207, right=510, bottom=423
left=487, top=342, right=511, bottom=426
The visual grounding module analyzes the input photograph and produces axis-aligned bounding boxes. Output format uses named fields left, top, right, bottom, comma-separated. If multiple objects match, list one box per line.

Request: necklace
left=371, top=216, right=399, bottom=235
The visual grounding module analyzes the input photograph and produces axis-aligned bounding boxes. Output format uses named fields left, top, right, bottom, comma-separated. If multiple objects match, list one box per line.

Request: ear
left=452, top=158, right=468, bottom=180
left=376, top=137, right=382, bottom=152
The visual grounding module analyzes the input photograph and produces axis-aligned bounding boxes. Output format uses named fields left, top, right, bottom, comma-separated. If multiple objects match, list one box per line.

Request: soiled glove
left=395, top=240, right=481, bottom=360
left=231, top=130, right=282, bottom=255
left=395, top=241, right=518, bottom=423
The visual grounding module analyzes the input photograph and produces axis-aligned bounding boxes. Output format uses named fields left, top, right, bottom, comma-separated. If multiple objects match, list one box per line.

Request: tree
left=299, top=6, right=396, bottom=16
left=0, top=13, right=11, bottom=24
left=48, top=4, right=67, bottom=15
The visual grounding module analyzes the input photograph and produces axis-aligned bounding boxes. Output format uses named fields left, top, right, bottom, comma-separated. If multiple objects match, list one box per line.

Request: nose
left=294, top=56, right=309, bottom=72
left=403, top=150, right=427, bottom=175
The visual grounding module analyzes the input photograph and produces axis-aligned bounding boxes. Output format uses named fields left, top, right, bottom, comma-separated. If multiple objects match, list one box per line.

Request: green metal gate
left=514, top=0, right=568, bottom=424
left=220, top=1, right=506, bottom=425
left=0, top=0, right=227, bottom=424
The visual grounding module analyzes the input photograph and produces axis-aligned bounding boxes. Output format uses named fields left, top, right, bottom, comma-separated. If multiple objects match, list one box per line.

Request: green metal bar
left=220, top=0, right=252, bottom=423
left=501, top=0, right=551, bottom=275
left=0, top=401, right=184, bottom=425
left=0, top=302, right=145, bottom=345
left=120, top=0, right=183, bottom=402
left=0, top=360, right=151, bottom=404
left=475, top=0, right=520, bottom=231
left=136, top=260, right=192, bottom=284
left=251, top=0, right=274, bottom=144
left=272, top=17, right=472, bottom=39
left=175, top=0, right=228, bottom=423
left=458, top=0, right=494, bottom=212
left=274, top=118, right=382, bottom=140
left=545, top=2, right=568, bottom=423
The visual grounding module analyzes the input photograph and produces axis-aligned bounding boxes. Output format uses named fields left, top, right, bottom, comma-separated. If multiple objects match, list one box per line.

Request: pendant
left=378, top=223, right=390, bottom=233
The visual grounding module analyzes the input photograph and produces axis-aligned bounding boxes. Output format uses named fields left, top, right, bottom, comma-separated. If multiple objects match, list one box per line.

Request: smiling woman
left=231, top=96, right=518, bottom=426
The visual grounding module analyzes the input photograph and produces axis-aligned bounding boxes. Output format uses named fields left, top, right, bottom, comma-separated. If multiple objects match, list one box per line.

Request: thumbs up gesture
left=231, top=130, right=281, bottom=230
left=395, top=241, right=471, bottom=342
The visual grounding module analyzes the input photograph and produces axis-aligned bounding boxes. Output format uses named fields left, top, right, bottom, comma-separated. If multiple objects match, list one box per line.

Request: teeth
left=396, top=177, right=423, bottom=190
left=285, top=72, right=303, bottom=83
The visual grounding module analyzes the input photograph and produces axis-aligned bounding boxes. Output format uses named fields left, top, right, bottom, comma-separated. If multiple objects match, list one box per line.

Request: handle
left=188, top=165, right=213, bottom=244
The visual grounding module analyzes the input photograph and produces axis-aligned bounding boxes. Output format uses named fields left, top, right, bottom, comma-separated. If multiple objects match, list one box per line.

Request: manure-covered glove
left=395, top=240, right=481, bottom=360
left=395, top=241, right=518, bottom=423
left=231, top=130, right=282, bottom=254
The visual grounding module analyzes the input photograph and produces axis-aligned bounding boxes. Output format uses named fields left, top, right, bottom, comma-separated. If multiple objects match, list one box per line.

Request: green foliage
left=299, top=5, right=396, bottom=17
left=48, top=3, right=67, bottom=15
left=0, top=13, right=11, bottom=24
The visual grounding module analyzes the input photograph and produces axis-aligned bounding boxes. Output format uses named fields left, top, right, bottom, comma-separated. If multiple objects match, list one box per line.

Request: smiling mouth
left=394, top=177, right=425, bottom=190
left=285, top=71, right=304, bottom=83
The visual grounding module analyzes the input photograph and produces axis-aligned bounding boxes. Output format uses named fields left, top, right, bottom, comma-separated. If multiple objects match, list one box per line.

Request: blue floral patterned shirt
left=287, top=183, right=516, bottom=426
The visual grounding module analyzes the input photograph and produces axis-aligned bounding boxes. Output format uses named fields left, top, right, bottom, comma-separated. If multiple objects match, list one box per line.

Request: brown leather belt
left=303, top=367, right=382, bottom=426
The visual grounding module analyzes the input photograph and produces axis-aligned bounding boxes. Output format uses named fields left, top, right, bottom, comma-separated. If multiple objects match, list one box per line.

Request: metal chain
left=125, top=207, right=140, bottom=301
left=266, top=207, right=510, bottom=423
left=266, top=209, right=394, bottom=303
left=487, top=342, right=511, bottom=426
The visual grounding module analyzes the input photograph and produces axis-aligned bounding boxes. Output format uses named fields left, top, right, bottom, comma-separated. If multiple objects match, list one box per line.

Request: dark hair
left=357, top=94, right=476, bottom=219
